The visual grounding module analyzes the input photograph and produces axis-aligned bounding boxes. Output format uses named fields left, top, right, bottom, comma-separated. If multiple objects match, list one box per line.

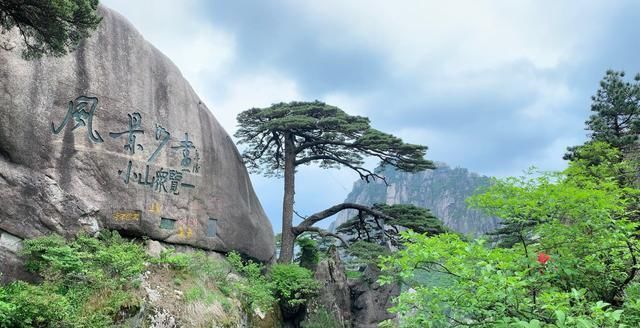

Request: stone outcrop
left=331, top=163, right=500, bottom=236
left=309, top=247, right=352, bottom=327
left=0, top=229, right=36, bottom=283
left=349, top=265, right=400, bottom=328
left=0, top=4, right=275, bottom=279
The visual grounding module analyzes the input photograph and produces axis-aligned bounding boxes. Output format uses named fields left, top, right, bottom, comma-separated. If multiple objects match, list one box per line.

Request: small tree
left=0, top=0, right=102, bottom=59
left=235, top=101, right=434, bottom=263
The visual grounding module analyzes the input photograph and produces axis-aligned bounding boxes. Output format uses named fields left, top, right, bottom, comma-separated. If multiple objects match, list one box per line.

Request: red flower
left=537, top=252, right=551, bottom=265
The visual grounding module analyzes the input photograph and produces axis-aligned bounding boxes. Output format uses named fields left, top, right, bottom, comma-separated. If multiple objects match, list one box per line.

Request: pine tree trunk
left=278, top=133, right=296, bottom=263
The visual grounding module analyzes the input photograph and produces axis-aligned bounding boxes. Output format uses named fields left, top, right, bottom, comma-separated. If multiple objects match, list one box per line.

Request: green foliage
left=382, top=156, right=640, bottom=327
left=226, top=251, right=276, bottom=311
left=235, top=101, right=433, bottom=178
left=296, top=237, right=320, bottom=270
left=380, top=232, right=637, bottom=327
left=296, top=232, right=336, bottom=259
left=184, top=284, right=230, bottom=308
left=337, top=204, right=446, bottom=270
left=471, top=143, right=639, bottom=248
left=269, top=264, right=320, bottom=308
left=0, top=0, right=102, bottom=59
left=565, top=70, right=640, bottom=160
left=186, top=251, right=232, bottom=288
left=151, top=248, right=192, bottom=271
left=344, top=240, right=389, bottom=269
left=1, top=231, right=144, bottom=327
left=345, top=270, right=363, bottom=279
left=375, top=204, right=447, bottom=236
left=301, top=306, right=342, bottom=328
left=22, top=231, right=146, bottom=284
left=0, top=286, right=14, bottom=327
left=338, top=204, right=446, bottom=247
left=0, top=282, right=72, bottom=328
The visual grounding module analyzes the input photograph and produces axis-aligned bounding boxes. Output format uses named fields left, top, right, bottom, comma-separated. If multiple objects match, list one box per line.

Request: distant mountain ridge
left=330, top=162, right=500, bottom=236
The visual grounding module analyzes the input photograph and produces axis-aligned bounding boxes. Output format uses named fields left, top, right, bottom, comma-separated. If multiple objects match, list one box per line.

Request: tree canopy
left=336, top=203, right=448, bottom=271
left=235, top=101, right=434, bottom=181
left=0, top=0, right=101, bottom=59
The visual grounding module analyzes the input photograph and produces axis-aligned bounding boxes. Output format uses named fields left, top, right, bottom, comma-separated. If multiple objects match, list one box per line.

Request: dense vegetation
left=0, top=232, right=145, bottom=327
left=0, top=232, right=321, bottom=327
left=378, top=70, right=640, bottom=327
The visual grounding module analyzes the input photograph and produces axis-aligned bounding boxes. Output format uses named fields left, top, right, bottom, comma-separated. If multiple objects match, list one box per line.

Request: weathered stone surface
left=145, top=239, right=166, bottom=258
left=0, top=229, right=36, bottom=283
left=309, top=247, right=351, bottom=327
left=0, top=5, right=275, bottom=275
left=350, top=265, right=399, bottom=328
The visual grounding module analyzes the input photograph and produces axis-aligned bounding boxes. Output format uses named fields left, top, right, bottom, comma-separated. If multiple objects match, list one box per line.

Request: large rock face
left=0, top=5, right=275, bottom=270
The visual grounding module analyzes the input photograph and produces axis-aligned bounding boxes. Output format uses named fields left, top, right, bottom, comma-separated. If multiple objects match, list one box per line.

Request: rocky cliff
left=331, top=163, right=499, bottom=236
left=0, top=4, right=275, bottom=277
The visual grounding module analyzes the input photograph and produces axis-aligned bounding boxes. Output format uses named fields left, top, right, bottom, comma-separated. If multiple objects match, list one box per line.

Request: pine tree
left=0, top=0, right=101, bottom=59
left=235, top=101, right=434, bottom=263
left=565, top=70, right=640, bottom=160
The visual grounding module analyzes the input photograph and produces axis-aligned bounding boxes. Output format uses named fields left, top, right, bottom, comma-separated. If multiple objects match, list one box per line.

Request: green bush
left=226, top=251, right=275, bottom=311
left=1, top=231, right=145, bottom=327
left=269, top=264, right=319, bottom=308
left=22, top=231, right=146, bottom=284
left=152, top=248, right=192, bottom=271
left=296, top=237, right=320, bottom=270
left=0, top=282, right=72, bottom=328
left=22, top=234, right=83, bottom=279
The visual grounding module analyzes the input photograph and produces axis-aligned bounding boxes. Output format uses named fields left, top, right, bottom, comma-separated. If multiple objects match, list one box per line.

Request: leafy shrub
left=0, top=282, right=73, bottom=327
left=296, top=237, right=320, bottom=270
left=269, top=264, right=319, bottom=308
left=152, top=248, right=192, bottom=271
left=0, top=286, right=15, bottom=328
left=3, top=231, right=145, bottom=327
left=22, top=231, right=146, bottom=284
left=226, top=251, right=275, bottom=311
left=22, top=234, right=83, bottom=279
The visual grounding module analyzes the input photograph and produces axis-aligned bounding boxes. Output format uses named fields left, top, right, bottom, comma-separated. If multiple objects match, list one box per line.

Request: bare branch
left=293, top=202, right=395, bottom=231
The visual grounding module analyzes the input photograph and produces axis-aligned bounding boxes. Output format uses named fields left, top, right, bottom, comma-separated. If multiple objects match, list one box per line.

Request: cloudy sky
left=102, top=0, right=640, bottom=232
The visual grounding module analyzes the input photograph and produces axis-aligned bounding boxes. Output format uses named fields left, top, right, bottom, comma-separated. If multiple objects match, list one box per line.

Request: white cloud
left=321, top=92, right=372, bottom=116
left=288, top=0, right=623, bottom=125
left=517, top=80, right=574, bottom=121
left=209, top=73, right=302, bottom=134
left=295, top=0, right=612, bottom=76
